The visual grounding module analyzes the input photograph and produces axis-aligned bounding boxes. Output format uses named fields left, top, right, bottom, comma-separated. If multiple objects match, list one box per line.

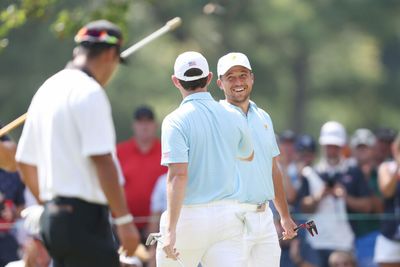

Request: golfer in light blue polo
left=217, top=52, right=297, bottom=267
left=156, top=51, right=254, bottom=267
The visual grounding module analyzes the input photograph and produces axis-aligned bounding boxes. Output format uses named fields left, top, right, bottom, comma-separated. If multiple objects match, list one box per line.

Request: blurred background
left=0, top=0, right=399, bottom=141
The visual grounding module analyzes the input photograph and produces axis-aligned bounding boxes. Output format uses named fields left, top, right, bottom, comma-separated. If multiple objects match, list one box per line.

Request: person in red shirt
left=117, top=106, right=167, bottom=241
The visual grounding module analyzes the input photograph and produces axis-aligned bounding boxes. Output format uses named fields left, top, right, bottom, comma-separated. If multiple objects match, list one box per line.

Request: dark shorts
left=40, top=197, right=119, bottom=267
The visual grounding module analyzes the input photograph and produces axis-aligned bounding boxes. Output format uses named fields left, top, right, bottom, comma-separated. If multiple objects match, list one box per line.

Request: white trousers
left=238, top=204, right=281, bottom=267
left=156, top=201, right=246, bottom=267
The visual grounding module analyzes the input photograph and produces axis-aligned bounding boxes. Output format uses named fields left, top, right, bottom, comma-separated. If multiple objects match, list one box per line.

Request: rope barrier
left=0, top=212, right=398, bottom=230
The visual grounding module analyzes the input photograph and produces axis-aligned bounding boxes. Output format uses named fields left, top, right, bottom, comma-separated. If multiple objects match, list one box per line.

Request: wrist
left=113, top=214, right=134, bottom=226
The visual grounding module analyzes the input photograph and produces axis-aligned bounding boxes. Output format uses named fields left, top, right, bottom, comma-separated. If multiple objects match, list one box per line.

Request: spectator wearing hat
left=278, top=130, right=299, bottom=193
left=287, top=134, right=318, bottom=205
left=16, top=20, right=140, bottom=267
left=374, top=128, right=398, bottom=165
left=374, top=134, right=400, bottom=267
left=117, top=106, right=167, bottom=243
left=348, top=129, right=383, bottom=267
left=299, top=121, right=356, bottom=267
left=278, top=130, right=297, bottom=171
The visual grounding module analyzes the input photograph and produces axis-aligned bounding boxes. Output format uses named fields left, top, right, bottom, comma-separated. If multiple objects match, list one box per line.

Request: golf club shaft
left=0, top=17, right=182, bottom=138
left=0, top=113, right=27, bottom=138
left=120, top=17, right=181, bottom=59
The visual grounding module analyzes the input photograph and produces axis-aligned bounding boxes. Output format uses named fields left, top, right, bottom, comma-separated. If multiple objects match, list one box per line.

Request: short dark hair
left=74, top=43, right=120, bottom=60
left=133, top=105, right=155, bottom=121
left=178, top=68, right=208, bottom=91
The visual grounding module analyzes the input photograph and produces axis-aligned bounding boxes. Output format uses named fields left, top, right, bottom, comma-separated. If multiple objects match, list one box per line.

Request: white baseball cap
left=174, top=51, right=209, bottom=81
left=319, top=121, right=347, bottom=147
left=350, top=128, right=376, bottom=148
left=217, top=52, right=252, bottom=77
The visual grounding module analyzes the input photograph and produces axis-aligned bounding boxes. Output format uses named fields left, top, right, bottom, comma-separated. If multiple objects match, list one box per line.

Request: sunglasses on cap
left=74, top=28, right=122, bottom=46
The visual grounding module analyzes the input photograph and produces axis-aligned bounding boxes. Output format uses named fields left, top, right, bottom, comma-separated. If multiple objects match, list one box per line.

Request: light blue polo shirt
left=161, top=92, right=253, bottom=205
left=220, top=100, right=280, bottom=203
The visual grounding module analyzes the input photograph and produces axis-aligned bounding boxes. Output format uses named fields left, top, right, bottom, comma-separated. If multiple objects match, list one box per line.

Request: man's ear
left=171, top=75, right=182, bottom=89
left=205, top=72, right=213, bottom=87
left=216, top=78, right=223, bottom=90
left=103, top=47, right=118, bottom=62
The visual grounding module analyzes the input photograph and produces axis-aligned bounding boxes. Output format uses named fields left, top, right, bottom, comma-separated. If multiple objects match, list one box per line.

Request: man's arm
left=0, top=140, right=17, bottom=172
left=238, top=151, right=254, bottom=161
left=91, top=154, right=140, bottom=256
left=16, top=162, right=41, bottom=203
left=344, top=194, right=372, bottom=213
left=163, top=162, right=188, bottom=260
left=378, top=162, right=399, bottom=198
left=272, top=157, right=297, bottom=240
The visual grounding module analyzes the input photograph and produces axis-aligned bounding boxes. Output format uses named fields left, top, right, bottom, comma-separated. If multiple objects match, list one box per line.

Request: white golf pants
left=238, top=203, right=281, bottom=267
left=156, top=201, right=246, bottom=267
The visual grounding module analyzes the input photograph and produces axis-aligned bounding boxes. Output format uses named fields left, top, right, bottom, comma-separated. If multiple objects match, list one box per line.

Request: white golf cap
left=350, top=128, right=376, bottom=148
left=174, top=51, right=209, bottom=82
left=217, top=52, right=252, bottom=77
left=319, top=121, right=347, bottom=147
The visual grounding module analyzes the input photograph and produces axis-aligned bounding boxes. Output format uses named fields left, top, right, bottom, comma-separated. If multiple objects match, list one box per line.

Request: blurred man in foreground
left=16, top=20, right=140, bottom=267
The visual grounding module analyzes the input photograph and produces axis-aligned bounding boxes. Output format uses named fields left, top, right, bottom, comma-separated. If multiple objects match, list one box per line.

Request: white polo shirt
left=16, top=69, right=123, bottom=205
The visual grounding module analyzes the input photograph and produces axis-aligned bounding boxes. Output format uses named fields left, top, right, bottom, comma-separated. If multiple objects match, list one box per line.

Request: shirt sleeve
left=264, top=111, right=280, bottom=157
left=161, top=116, right=189, bottom=166
left=15, top=103, right=38, bottom=165
left=71, top=89, right=116, bottom=157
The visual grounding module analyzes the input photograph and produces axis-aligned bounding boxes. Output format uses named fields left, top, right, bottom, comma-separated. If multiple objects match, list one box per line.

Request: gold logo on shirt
left=264, top=124, right=268, bottom=129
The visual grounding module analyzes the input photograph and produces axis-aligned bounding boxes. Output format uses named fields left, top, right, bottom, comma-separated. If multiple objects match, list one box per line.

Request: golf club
left=0, top=17, right=182, bottom=138
left=279, top=220, right=318, bottom=241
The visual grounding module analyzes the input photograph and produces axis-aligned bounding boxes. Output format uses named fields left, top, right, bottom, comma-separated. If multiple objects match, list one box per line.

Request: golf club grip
left=120, top=17, right=182, bottom=59
left=0, top=113, right=27, bottom=138
left=278, top=225, right=301, bottom=241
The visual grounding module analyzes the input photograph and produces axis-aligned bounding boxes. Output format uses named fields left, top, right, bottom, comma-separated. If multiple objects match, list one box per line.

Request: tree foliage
left=0, top=0, right=398, bottom=141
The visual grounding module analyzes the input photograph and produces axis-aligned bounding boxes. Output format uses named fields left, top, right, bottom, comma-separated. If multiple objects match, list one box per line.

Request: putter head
left=145, top=232, right=162, bottom=246
left=305, top=220, right=318, bottom=236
